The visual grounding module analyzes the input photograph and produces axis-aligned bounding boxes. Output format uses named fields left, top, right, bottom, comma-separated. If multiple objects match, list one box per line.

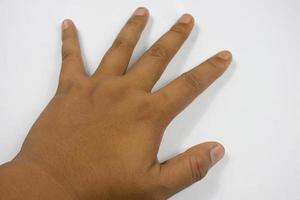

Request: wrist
left=0, top=158, right=77, bottom=200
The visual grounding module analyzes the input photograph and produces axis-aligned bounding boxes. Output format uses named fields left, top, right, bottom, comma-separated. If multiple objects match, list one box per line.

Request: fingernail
left=217, top=51, right=232, bottom=60
left=62, top=19, right=70, bottom=30
left=178, top=14, right=193, bottom=24
left=210, top=144, right=225, bottom=166
left=133, top=7, right=148, bottom=16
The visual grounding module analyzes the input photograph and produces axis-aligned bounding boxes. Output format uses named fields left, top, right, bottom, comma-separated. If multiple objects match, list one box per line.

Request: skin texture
left=0, top=7, right=232, bottom=200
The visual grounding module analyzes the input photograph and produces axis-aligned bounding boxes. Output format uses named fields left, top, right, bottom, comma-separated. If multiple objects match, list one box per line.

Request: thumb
left=158, top=142, right=225, bottom=198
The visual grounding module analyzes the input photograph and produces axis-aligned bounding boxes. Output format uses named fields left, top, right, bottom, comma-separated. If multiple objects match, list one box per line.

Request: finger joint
left=112, top=37, right=134, bottom=50
left=188, top=155, right=208, bottom=182
left=126, top=17, right=143, bottom=28
left=180, top=72, right=201, bottom=92
left=147, top=44, right=170, bottom=61
left=207, top=57, right=227, bottom=75
left=62, top=49, right=81, bottom=62
left=169, top=24, right=189, bottom=40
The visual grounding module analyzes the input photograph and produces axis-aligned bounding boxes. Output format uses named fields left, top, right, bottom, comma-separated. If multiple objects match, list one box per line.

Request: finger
left=126, top=14, right=194, bottom=91
left=93, top=7, right=149, bottom=77
left=159, top=142, right=225, bottom=198
left=60, top=19, right=86, bottom=82
left=154, top=51, right=232, bottom=120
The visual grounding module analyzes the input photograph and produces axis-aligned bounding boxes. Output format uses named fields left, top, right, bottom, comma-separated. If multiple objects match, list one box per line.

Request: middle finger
left=126, top=14, right=194, bottom=91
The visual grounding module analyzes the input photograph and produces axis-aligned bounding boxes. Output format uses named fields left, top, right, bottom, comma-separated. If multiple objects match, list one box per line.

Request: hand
left=0, top=7, right=232, bottom=200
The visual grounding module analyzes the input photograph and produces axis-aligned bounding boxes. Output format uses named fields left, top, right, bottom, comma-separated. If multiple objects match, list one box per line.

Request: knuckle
left=62, top=48, right=72, bottom=60
left=126, top=17, right=142, bottom=27
left=188, top=155, right=208, bottom=182
left=58, top=77, right=90, bottom=94
left=112, top=37, right=134, bottom=49
left=147, top=44, right=170, bottom=61
left=59, top=73, right=71, bottom=85
left=180, top=72, right=201, bottom=92
left=62, top=49, right=80, bottom=62
left=156, top=93, right=176, bottom=123
left=135, top=98, right=160, bottom=122
left=94, top=81, right=132, bottom=104
left=70, top=79, right=93, bottom=92
left=57, top=78, right=72, bottom=93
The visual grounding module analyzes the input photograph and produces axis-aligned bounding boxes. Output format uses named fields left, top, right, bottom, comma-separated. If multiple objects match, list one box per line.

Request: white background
left=0, top=0, right=300, bottom=199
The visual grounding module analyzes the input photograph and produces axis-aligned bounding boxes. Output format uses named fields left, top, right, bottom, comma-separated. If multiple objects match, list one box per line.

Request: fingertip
left=61, top=19, right=75, bottom=31
left=217, top=50, right=232, bottom=61
left=178, top=13, right=194, bottom=25
left=191, top=141, right=225, bottom=167
left=209, top=143, right=225, bottom=166
left=62, top=19, right=70, bottom=30
left=132, top=7, right=149, bottom=17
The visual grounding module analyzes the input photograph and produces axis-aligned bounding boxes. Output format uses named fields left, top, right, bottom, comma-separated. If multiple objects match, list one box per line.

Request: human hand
left=0, top=7, right=232, bottom=200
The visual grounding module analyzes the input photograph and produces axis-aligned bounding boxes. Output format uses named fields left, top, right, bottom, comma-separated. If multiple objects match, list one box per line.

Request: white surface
left=1, top=0, right=300, bottom=199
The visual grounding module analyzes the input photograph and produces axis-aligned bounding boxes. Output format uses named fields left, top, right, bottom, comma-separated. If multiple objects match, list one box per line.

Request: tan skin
left=0, top=7, right=232, bottom=200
